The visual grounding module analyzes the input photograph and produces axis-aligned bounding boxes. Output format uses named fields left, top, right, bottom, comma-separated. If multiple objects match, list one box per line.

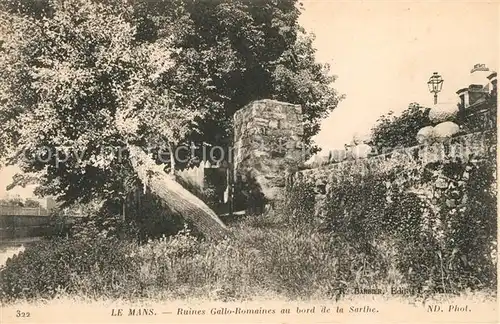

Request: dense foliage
left=1, top=150, right=496, bottom=301
left=370, top=103, right=431, bottom=152
left=0, top=0, right=341, bottom=217
left=0, top=197, right=41, bottom=207
left=0, top=0, right=495, bottom=304
left=0, top=0, right=199, bottom=211
left=1, top=235, right=136, bottom=301
left=164, top=0, right=343, bottom=153
left=319, top=156, right=497, bottom=293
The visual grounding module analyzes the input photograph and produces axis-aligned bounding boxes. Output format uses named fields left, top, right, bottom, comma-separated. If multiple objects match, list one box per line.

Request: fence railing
left=0, top=206, right=49, bottom=216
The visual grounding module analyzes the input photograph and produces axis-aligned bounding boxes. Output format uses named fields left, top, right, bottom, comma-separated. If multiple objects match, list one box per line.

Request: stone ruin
left=232, top=99, right=304, bottom=211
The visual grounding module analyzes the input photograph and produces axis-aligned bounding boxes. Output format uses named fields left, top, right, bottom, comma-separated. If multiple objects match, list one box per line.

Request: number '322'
left=16, top=310, right=30, bottom=318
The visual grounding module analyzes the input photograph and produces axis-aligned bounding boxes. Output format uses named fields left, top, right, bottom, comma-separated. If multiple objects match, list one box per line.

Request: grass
left=0, top=206, right=497, bottom=306
left=0, top=214, right=372, bottom=302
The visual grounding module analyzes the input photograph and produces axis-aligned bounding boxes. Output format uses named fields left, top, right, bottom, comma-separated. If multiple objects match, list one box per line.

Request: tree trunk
left=127, top=144, right=232, bottom=240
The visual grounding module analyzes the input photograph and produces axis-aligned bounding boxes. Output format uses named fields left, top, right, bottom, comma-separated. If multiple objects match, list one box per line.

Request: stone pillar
left=233, top=100, right=304, bottom=206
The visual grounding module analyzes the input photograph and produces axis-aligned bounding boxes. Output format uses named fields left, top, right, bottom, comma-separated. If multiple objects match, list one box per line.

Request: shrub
left=370, top=103, right=431, bottom=152
left=0, top=236, right=138, bottom=301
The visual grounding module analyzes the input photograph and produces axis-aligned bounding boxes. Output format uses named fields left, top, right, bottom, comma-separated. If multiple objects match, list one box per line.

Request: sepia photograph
left=0, top=0, right=497, bottom=323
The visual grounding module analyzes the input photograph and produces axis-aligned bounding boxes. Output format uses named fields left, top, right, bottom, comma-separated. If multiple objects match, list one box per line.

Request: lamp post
left=427, top=72, right=444, bottom=105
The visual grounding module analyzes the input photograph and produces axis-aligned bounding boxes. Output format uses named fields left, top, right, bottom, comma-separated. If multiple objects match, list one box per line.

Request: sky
left=299, top=0, right=498, bottom=150
left=0, top=1, right=498, bottom=198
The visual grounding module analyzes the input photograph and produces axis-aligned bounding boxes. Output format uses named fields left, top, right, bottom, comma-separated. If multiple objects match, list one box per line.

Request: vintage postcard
left=0, top=0, right=498, bottom=323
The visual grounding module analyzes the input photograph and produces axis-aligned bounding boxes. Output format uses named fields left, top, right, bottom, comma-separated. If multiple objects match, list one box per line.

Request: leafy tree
left=1, top=0, right=341, bottom=157
left=164, top=0, right=342, bottom=154
left=0, top=0, right=341, bottom=237
left=0, top=0, right=230, bottom=239
left=1, top=0, right=194, bottom=200
left=24, top=198, right=41, bottom=208
left=370, top=103, right=431, bottom=152
left=0, top=198, right=24, bottom=207
left=0, top=197, right=40, bottom=207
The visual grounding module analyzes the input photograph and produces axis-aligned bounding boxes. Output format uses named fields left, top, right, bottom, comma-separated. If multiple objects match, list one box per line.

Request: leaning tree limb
left=127, top=144, right=232, bottom=241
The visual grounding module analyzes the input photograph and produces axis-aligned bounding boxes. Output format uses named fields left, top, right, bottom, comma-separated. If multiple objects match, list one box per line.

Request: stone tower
left=232, top=99, right=304, bottom=206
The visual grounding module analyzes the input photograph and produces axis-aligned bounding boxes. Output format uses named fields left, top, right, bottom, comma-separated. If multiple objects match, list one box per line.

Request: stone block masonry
left=291, top=131, right=496, bottom=216
left=233, top=99, right=304, bottom=202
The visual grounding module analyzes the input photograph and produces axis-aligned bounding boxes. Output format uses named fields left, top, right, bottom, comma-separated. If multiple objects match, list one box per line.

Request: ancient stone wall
left=291, top=131, right=496, bottom=215
left=233, top=99, right=304, bottom=202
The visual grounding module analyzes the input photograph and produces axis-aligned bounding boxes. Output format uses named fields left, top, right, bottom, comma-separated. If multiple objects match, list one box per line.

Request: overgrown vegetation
left=0, top=0, right=342, bottom=212
left=0, top=0, right=495, bottom=306
left=321, top=157, right=496, bottom=293
left=370, top=102, right=431, bottom=152
left=0, top=198, right=41, bottom=208
left=1, top=154, right=496, bottom=303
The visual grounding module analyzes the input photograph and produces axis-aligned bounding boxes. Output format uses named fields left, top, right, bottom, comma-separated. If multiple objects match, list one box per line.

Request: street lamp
left=427, top=72, right=444, bottom=105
